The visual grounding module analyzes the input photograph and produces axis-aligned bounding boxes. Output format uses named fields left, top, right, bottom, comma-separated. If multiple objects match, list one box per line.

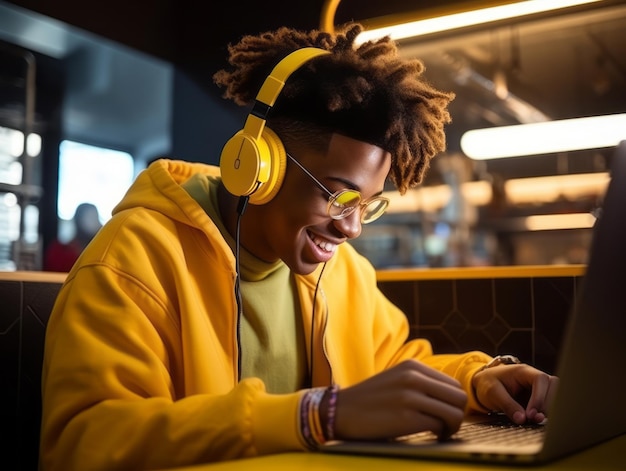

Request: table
left=161, top=433, right=625, bottom=471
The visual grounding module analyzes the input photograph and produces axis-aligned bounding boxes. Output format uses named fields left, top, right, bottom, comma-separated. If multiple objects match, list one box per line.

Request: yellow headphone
left=219, top=47, right=330, bottom=205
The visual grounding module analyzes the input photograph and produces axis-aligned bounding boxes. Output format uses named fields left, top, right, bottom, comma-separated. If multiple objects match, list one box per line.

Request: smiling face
left=240, top=133, right=391, bottom=275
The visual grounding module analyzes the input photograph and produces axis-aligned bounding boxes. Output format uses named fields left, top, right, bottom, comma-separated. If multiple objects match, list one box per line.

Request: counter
left=375, top=264, right=585, bottom=374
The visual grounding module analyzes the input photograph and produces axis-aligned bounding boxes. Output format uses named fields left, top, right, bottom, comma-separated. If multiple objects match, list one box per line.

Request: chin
left=287, top=259, right=320, bottom=276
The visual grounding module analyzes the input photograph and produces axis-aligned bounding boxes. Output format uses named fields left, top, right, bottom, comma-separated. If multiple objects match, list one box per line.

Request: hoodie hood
left=113, top=158, right=334, bottom=288
left=114, top=158, right=221, bottom=229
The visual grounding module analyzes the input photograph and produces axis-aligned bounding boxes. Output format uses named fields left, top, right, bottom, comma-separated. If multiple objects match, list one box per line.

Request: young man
left=40, top=23, right=557, bottom=470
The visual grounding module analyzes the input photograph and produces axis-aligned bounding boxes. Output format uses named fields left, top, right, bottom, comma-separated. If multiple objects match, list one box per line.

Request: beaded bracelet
left=299, top=387, right=326, bottom=449
left=309, top=387, right=327, bottom=445
left=324, top=384, right=339, bottom=441
left=298, top=385, right=340, bottom=449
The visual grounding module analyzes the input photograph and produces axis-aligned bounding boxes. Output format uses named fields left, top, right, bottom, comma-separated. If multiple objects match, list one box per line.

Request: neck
left=217, top=184, right=275, bottom=263
left=217, top=182, right=242, bottom=241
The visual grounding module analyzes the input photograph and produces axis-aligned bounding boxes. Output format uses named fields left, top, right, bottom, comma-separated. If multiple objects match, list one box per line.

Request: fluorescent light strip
left=355, top=0, right=602, bottom=44
left=523, top=213, right=597, bottom=230
left=461, top=113, right=626, bottom=159
left=384, top=172, right=609, bottom=213
left=505, top=172, right=610, bottom=204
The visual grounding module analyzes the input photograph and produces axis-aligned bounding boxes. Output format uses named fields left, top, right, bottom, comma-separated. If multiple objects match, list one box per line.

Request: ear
left=219, top=47, right=330, bottom=204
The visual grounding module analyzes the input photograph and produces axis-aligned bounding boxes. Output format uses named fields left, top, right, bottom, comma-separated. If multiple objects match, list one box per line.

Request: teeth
left=309, top=232, right=337, bottom=253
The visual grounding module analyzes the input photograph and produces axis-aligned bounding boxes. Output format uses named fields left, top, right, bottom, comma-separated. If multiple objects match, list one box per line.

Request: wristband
left=325, top=384, right=339, bottom=441
left=480, top=354, right=521, bottom=372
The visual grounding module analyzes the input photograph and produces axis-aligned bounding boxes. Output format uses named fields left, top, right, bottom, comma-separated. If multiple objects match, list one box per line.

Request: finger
left=399, top=365, right=467, bottom=410
left=401, top=362, right=467, bottom=438
left=409, top=393, right=466, bottom=439
left=525, top=373, right=549, bottom=414
left=525, top=374, right=559, bottom=422
left=485, top=379, right=527, bottom=424
left=402, top=360, right=463, bottom=389
left=421, top=376, right=468, bottom=410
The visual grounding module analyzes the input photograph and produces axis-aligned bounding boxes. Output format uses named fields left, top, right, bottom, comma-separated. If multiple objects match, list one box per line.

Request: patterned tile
left=494, top=278, right=533, bottom=328
left=456, top=279, right=493, bottom=326
left=0, top=281, right=22, bottom=411
left=533, top=276, right=578, bottom=374
left=0, top=272, right=580, bottom=469
left=378, top=281, right=416, bottom=324
left=416, top=280, right=454, bottom=325
left=379, top=274, right=581, bottom=374
left=0, top=279, right=62, bottom=471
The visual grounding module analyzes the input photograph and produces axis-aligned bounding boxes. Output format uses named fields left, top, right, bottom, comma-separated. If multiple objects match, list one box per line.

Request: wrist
left=473, top=355, right=522, bottom=411
left=318, top=384, right=339, bottom=441
left=479, top=355, right=521, bottom=372
left=299, top=384, right=339, bottom=449
left=324, top=384, right=339, bottom=441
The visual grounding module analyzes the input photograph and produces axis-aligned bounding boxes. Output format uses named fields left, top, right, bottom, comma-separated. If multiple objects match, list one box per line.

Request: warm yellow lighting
left=320, top=0, right=341, bottom=33
left=384, top=181, right=493, bottom=213
left=461, top=114, right=626, bottom=159
left=505, top=172, right=610, bottom=204
left=385, top=172, right=609, bottom=213
left=524, top=213, right=596, bottom=230
left=385, top=184, right=456, bottom=213
left=355, top=0, right=602, bottom=44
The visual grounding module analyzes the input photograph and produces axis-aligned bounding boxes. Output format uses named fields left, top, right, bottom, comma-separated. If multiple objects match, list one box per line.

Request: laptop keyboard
left=397, top=417, right=546, bottom=446
left=453, top=419, right=545, bottom=445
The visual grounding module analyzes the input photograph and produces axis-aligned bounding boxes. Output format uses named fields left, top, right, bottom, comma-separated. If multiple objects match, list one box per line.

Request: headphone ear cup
left=219, top=127, right=286, bottom=205
left=248, top=127, right=286, bottom=205
left=219, top=130, right=266, bottom=199
left=220, top=48, right=329, bottom=204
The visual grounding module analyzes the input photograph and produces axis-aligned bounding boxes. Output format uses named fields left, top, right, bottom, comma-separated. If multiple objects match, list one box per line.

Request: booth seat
left=376, top=264, right=585, bottom=375
left=0, top=265, right=583, bottom=470
left=0, top=271, right=66, bottom=471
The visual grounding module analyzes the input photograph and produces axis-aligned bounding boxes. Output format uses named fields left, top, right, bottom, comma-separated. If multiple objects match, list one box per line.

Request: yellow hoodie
left=40, top=159, right=491, bottom=471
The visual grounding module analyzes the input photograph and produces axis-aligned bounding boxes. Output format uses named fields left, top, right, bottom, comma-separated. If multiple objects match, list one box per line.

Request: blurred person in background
left=44, top=202, right=102, bottom=272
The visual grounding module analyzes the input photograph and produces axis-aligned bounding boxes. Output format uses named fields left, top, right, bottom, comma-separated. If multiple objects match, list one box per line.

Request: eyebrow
left=326, top=176, right=385, bottom=198
left=288, top=152, right=385, bottom=198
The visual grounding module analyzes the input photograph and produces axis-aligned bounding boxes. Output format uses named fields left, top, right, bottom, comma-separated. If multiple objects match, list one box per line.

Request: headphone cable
left=235, top=195, right=249, bottom=382
left=233, top=195, right=326, bottom=387
left=309, top=261, right=327, bottom=387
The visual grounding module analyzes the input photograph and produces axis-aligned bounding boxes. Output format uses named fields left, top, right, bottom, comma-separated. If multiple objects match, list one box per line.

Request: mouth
left=307, top=230, right=338, bottom=254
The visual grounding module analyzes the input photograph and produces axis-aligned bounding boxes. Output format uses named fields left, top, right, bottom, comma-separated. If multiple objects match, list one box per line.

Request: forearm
left=40, top=379, right=306, bottom=470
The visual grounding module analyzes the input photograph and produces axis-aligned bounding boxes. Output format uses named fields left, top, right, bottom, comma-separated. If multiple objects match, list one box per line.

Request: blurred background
left=0, top=0, right=625, bottom=270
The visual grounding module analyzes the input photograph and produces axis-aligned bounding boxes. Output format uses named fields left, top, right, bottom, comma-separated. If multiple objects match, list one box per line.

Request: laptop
left=321, top=141, right=626, bottom=464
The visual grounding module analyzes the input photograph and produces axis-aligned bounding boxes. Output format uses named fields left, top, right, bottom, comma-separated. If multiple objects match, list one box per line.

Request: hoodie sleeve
left=40, top=264, right=307, bottom=471
left=370, top=284, right=492, bottom=413
left=322, top=244, right=491, bottom=413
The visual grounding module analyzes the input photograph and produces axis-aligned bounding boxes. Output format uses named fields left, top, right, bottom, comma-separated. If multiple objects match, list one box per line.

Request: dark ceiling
left=394, top=1, right=626, bottom=182
left=4, top=1, right=505, bottom=89
left=3, top=0, right=626, bottom=182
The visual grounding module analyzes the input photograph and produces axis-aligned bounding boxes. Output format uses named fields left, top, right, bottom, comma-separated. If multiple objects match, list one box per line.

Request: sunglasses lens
left=329, top=190, right=361, bottom=219
left=361, top=198, right=389, bottom=224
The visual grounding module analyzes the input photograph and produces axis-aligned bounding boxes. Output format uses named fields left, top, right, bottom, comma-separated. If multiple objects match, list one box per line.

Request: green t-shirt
left=182, top=173, right=308, bottom=393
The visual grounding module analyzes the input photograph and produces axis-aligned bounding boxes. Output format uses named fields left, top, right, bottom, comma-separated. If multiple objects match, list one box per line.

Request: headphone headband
left=243, top=47, right=331, bottom=140
left=220, top=47, right=330, bottom=205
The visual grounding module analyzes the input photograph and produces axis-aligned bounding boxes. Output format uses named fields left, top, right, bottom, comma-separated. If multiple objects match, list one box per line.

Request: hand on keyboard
left=472, top=362, right=559, bottom=425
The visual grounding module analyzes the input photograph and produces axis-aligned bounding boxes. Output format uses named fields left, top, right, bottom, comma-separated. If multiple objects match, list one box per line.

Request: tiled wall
left=0, top=270, right=580, bottom=469
left=0, top=277, right=63, bottom=471
left=378, top=274, right=582, bottom=375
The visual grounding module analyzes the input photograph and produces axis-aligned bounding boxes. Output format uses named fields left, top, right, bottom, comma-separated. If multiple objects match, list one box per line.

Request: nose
left=332, top=210, right=362, bottom=240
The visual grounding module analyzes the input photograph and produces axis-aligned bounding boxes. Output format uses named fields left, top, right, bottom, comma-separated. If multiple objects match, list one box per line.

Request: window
left=0, top=126, right=37, bottom=270
left=57, top=140, right=134, bottom=240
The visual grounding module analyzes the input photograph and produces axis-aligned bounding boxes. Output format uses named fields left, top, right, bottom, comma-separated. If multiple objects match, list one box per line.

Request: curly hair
left=213, top=23, right=454, bottom=194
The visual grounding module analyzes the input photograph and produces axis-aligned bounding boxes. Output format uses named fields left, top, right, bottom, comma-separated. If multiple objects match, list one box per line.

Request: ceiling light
left=384, top=172, right=609, bottom=213
left=505, top=172, right=609, bottom=204
left=460, top=113, right=626, bottom=159
left=523, top=213, right=597, bottom=231
left=354, top=0, right=603, bottom=44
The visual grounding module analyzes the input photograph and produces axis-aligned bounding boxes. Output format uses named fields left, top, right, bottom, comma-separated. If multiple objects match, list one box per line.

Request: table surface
left=376, top=264, right=585, bottom=281
left=159, top=433, right=625, bottom=471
